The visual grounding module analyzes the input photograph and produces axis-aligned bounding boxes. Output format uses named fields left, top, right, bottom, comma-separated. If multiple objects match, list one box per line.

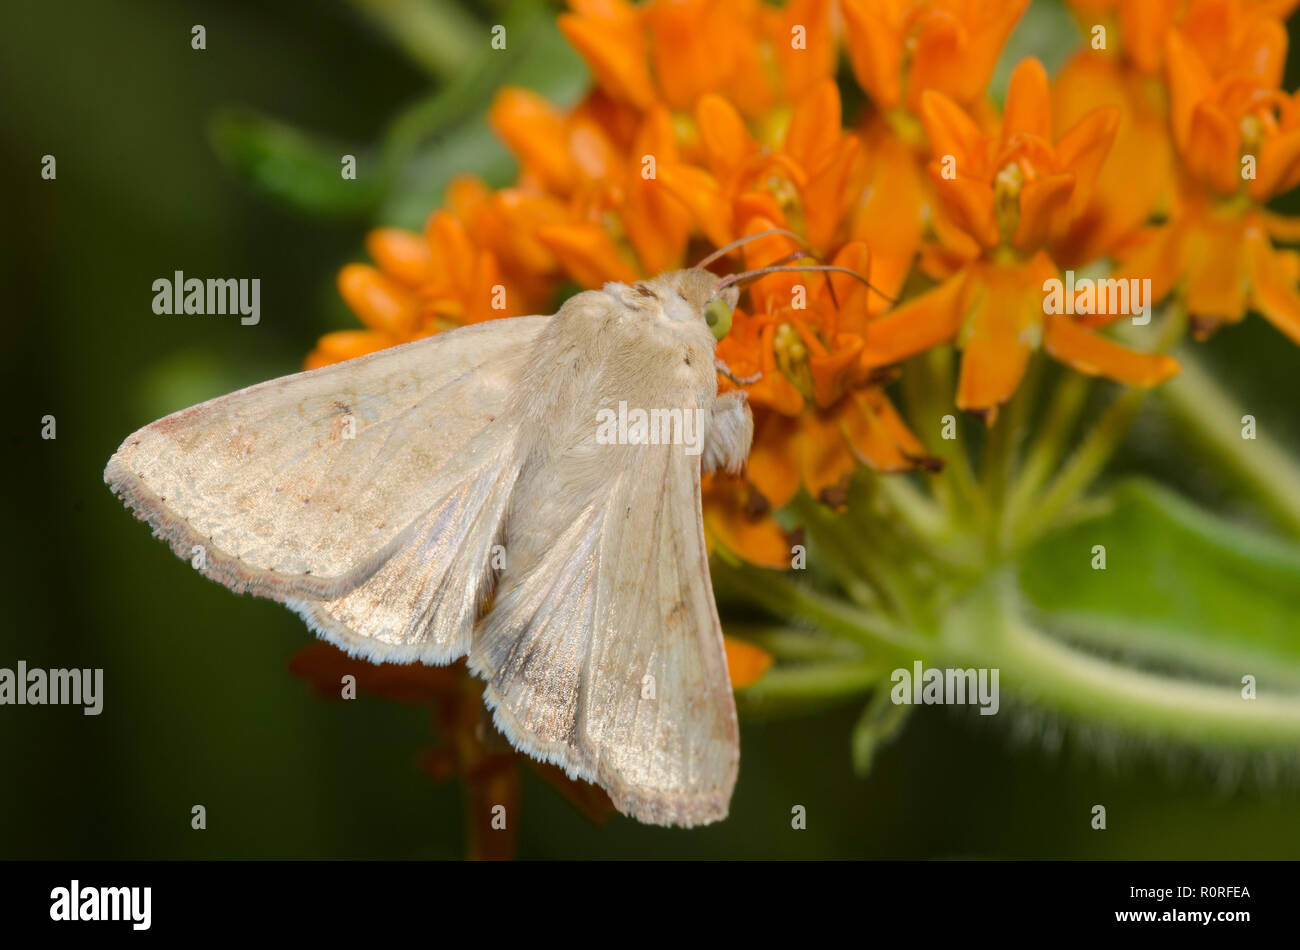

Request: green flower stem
left=872, top=475, right=985, bottom=577
left=724, top=624, right=867, bottom=663
left=918, top=347, right=985, bottom=524
left=982, top=366, right=1039, bottom=555
left=737, top=662, right=887, bottom=705
left=349, top=0, right=483, bottom=79
left=874, top=471, right=947, bottom=540
left=712, top=553, right=932, bottom=657
left=791, top=495, right=917, bottom=619
left=974, top=576, right=1300, bottom=749
left=783, top=498, right=884, bottom=611
left=1010, top=304, right=1189, bottom=546
left=1157, top=350, right=1300, bottom=538
left=1012, top=385, right=1146, bottom=546
left=1004, top=371, right=1090, bottom=526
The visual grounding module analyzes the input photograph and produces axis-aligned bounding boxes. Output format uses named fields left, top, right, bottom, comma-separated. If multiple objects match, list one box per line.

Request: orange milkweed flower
left=837, top=0, right=1031, bottom=327
left=1049, top=43, right=1175, bottom=268
left=840, top=0, right=1029, bottom=112
left=318, top=4, right=925, bottom=578
left=658, top=79, right=862, bottom=264
left=306, top=177, right=565, bottom=369
left=864, top=57, right=1179, bottom=419
left=1113, top=10, right=1300, bottom=345
left=1064, top=0, right=1300, bottom=76
left=560, top=0, right=836, bottom=119
left=714, top=223, right=937, bottom=514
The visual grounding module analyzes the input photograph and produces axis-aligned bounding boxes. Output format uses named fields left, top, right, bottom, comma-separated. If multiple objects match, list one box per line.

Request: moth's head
left=626, top=230, right=888, bottom=347
left=635, top=269, right=740, bottom=341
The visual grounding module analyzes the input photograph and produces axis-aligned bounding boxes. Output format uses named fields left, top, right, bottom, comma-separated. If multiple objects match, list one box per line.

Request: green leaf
left=379, top=118, right=516, bottom=229
left=209, top=110, right=381, bottom=216
left=1017, top=479, right=1300, bottom=686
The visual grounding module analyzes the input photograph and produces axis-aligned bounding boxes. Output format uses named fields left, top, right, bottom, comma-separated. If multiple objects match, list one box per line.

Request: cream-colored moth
left=105, top=231, right=869, bottom=826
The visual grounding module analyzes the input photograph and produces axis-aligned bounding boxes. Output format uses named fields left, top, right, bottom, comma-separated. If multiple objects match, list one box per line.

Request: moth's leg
left=703, top=391, right=754, bottom=475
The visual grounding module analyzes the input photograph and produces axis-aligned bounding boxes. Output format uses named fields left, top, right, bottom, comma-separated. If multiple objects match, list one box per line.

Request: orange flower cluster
left=314, top=0, right=1300, bottom=564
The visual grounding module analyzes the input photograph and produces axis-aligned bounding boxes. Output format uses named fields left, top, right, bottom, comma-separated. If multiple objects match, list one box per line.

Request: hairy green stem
left=1013, top=386, right=1146, bottom=546
left=738, top=662, right=886, bottom=704
left=1158, top=350, right=1300, bottom=538
left=980, top=578, right=1300, bottom=749
left=712, top=554, right=932, bottom=657
left=1005, top=371, right=1090, bottom=524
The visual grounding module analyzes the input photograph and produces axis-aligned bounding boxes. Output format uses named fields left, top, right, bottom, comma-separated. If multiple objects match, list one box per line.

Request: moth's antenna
left=694, top=229, right=810, bottom=270
left=715, top=357, right=761, bottom=386
left=716, top=264, right=896, bottom=304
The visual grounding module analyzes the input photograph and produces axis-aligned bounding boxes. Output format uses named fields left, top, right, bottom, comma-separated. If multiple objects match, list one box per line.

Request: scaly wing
left=470, top=427, right=740, bottom=827
left=105, top=317, right=546, bottom=660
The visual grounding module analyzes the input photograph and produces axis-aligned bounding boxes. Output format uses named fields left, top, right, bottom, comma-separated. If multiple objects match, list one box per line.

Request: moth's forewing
left=105, top=317, right=546, bottom=605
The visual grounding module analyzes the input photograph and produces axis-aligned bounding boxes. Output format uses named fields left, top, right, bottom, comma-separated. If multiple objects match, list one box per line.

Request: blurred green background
left=2, top=0, right=1299, bottom=859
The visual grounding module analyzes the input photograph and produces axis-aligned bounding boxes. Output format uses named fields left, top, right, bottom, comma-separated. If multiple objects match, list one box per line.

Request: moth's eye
left=704, top=299, right=733, bottom=340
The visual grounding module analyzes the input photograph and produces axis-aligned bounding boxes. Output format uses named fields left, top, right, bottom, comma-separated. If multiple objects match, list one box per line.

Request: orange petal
left=645, top=0, right=740, bottom=111
left=1042, top=314, right=1179, bottom=386
left=303, top=330, right=395, bottom=370
left=1112, top=223, right=1184, bottom=322
left=769, top=0, right=837, bottom=101
left=841, top=0, right=903, bottom=109
left=1261, top=210, right=1300, bottom=243
left=723, top=636, right=775, bottom=688
left=1001, top=57, right=1052, bottom=143
left=1253, top=126, right=1300, bottom=202
left=914, top=0, right=1028, bottom=106
left=954, top=268, right=1035, bottom=416
left=425, top=211, right=477, bottom=291
left=930, top=171, right=998, bottom=248
left=822, top=241, right=876, bottom=327
left=840, top=391, right=923, bottom=472
left=1053, top=105, right=1120, bottom=219
left=920, top=89, right=987, bottom=176
left=1014, top=171, right=1075, bottom=251
left=865, top=387, right=929, bottom=459
left=785, top=78, right=842, bottom=175
left=366, top=228, right=433, bottom=287
left=1164, top=31, right=1213, bottom=152
left=1185, top=102, right=1240, bottom=195
left=445, top=174, right=491, bottom=222
left=1184, top=215, right=1249, bottom=322
left=796, top=410, right=858, bottom=499
left=657, top=163, right=733, bottom=248
left=1246, top=226, right=1300, bottom=346
left=747, top=410, right=802, bottom=508
left=536, top=224, right=638, bottom=288
left=489, top=88, right=574, bottom=194
left=702, top=481, right=793, bottom=570
left=558, top=12, right=655, bottom=110
left=741, top=217, right=803, bottom=313
left=337, top=263, right=418, bottom=335
left=802, top=136, right=860, bottom=251
left=862, top=271, right=967, bottom=366
left=808, top=335, right=865, bottom=409
left=1120, top=0, right=1180, bottom=74
left=697, top=93, right=756, bottom=179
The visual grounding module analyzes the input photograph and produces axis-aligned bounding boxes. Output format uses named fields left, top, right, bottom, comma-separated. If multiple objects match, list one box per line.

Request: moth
left=105, top=230, right=867, bottom=827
